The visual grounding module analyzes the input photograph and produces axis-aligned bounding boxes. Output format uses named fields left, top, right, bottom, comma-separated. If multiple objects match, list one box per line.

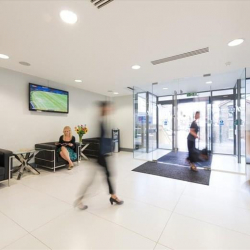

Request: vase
left=79, top=135, right=83, bottom=144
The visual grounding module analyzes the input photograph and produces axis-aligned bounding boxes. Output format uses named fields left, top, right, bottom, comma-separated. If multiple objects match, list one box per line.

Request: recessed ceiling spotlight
left=132, top=65, right=140, bottom=70
left=206, top=81, right=212, bottom=84
left=163, top=87, right=168, bottom=90
left=60, top=10, right=77, bottom=24
left=228, top=39, right=244, bottom=47
left=0, top=54, right=9, bottom=59
left=19, top=61, right=30, bottom=66
left=75, top=79, right=82, bottom=83
left=113, top=92, right=119, bottom=95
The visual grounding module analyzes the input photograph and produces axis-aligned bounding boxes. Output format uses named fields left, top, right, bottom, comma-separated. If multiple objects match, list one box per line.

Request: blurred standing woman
left=57, top=126, right=77, bottom=170
left=186, top=111, right=200, bottom=171
left=73, top=102, right=123, bottom=210
left=98, top=101, right=124, bottom=206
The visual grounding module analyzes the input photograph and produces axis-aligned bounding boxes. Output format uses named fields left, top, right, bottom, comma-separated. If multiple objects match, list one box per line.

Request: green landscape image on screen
left=30, top=91, right=68, bottom=112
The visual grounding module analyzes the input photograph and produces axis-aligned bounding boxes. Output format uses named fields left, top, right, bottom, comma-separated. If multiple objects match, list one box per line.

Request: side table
left=11, top=149, right=41, bottom=180
left=80, top=143, right=90, bottom=160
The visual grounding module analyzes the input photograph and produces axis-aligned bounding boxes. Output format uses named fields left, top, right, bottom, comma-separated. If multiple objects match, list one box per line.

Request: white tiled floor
left=134, top=149, right=169, bottom=161
left=211, top=154, right=246, bottom=173
left=0, top=152, right=250, bottom=249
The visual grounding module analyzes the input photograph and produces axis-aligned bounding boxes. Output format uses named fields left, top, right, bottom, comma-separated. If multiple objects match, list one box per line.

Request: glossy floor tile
left=86, top=193, right=172, bottom=241
left=32, top=209, right=156, bottom=250
left=159, top=213, right=250, bottom=249
left=1, top=151, right=250, bottom=250
left=0, top=184, right=72, bottom=232
left=211, top=154, right=246, bottom=173
left=154, top=244, right=172, bottom=250
left=2, top=234, right=50, bottom=250
left=175, top=194, right=250, bottom=235
left=0, top=212, right=27, bottom=249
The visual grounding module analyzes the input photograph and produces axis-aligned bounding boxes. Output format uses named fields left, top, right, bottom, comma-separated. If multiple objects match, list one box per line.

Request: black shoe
left=110, top=197, right=124, bottom=205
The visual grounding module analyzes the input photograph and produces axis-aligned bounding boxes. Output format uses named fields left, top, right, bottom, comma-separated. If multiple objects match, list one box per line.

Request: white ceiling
left=0, top=0, right=250, bottom=97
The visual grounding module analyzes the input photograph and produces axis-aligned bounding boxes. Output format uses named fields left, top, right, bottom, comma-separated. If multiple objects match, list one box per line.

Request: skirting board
left=120, top=148, right=133, bottom=152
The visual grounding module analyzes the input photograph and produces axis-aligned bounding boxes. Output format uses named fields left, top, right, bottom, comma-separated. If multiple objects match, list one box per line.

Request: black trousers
left=187, top=140, right=196, bottom=163
left=97, top=154, right=115, bottom=195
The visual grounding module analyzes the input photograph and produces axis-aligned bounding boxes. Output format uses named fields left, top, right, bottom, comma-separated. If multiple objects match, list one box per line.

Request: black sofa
left=34, top=142, right=80, bottom=172
left=81, top=137, right=114, bottom=158
left=0, top=148, right=13, bottom=184
left=81, top=138, right=100, bottom=158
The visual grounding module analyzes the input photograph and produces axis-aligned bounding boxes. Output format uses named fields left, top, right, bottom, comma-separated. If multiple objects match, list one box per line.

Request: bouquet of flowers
left=75, top=124, right=88, bottom=143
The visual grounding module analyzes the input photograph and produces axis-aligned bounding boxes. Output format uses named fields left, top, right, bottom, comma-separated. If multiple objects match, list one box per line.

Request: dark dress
left=57, top=135, right=77, bottom=161
left=187, top=120, right=199, bottom=163
left=98, top=121, right=114, bottom=195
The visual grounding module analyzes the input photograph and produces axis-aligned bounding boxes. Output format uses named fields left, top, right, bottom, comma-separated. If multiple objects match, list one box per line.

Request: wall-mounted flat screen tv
left=29, top=83, right=69, bottom=113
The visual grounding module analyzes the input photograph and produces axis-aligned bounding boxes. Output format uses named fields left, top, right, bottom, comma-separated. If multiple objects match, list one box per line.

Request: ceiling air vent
left=91, top=0, right=114, bottom=9
left=151, top=47, right=209, bottom=65
left=203, top=73, right=211, bottom=77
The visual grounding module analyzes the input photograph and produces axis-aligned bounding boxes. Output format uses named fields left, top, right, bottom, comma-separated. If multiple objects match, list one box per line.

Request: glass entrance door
left=235, top=69, right=246, bottom=167
left=158, top=103, right=173, bottom=150
left=212, top=97, right=234, bottom=154
left=177, top=99, right=210, bottom=152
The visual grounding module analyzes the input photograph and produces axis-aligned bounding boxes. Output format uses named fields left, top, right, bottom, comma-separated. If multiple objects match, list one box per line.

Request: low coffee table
left=11, top=149, right=40, bottom=180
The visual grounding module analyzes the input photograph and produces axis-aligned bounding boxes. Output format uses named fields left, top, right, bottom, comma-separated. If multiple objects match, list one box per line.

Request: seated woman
left=56, top=126, right=77, bottom=170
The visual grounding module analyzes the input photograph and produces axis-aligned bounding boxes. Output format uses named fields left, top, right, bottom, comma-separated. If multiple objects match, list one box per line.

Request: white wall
left=112, top=95, right=133, bottom=150
left=0, top=67, right=105, bottom=151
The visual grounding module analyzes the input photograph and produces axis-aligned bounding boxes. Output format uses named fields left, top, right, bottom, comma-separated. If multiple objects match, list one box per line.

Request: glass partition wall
left=133, top=87, right=158, bottom=161
left=133, top=88, right=147, bottom=160
left=133, top=69, right=247, bottom=174
left=246, top=68, right=250, bottom=183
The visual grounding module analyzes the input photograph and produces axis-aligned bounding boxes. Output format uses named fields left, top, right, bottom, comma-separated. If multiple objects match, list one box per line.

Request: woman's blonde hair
left=63, top=126, right=72, bottom=140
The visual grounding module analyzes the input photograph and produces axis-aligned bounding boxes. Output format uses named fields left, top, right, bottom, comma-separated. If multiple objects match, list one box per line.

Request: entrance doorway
left=177, top=101, right=208, bottom=151
left=133, top=69, right=246, bottom=174
left=158, top=94, right=212, bottom=153
left=158, top=92, right=237, bottom=155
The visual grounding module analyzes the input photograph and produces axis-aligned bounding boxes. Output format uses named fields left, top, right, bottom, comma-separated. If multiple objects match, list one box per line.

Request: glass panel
left=246, top=70, right=250, bottom=180
left=133, top=86, right=157, bottom=161
left=133, top=87, right=150, bottom=160
left=158, top=104, right=173, bottom=149
left=240, top=69, right=246, bottom=167
left=207, top=103, right=212, bottom=152
left=212, top=99, right=234, bottom=154
left=212, top=89, right=233, bottom=96
left=233, top=68, right=246, bottom=173
left=246, top=78, right=250, bottom=164
left=148, top=93, right=157, bottom=153
left=158, top=96, right=173, bottom=101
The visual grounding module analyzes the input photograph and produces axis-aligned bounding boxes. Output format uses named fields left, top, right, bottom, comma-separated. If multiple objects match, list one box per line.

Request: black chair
left=34, top=142, right=80, bottom=172
left=0, top=148, right=13, bottom=185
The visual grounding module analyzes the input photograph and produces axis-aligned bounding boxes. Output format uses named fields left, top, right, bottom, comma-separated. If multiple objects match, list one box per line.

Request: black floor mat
left=157, top=151, right=212, bottom=168
left=132, top=161, right=211, bottom=185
